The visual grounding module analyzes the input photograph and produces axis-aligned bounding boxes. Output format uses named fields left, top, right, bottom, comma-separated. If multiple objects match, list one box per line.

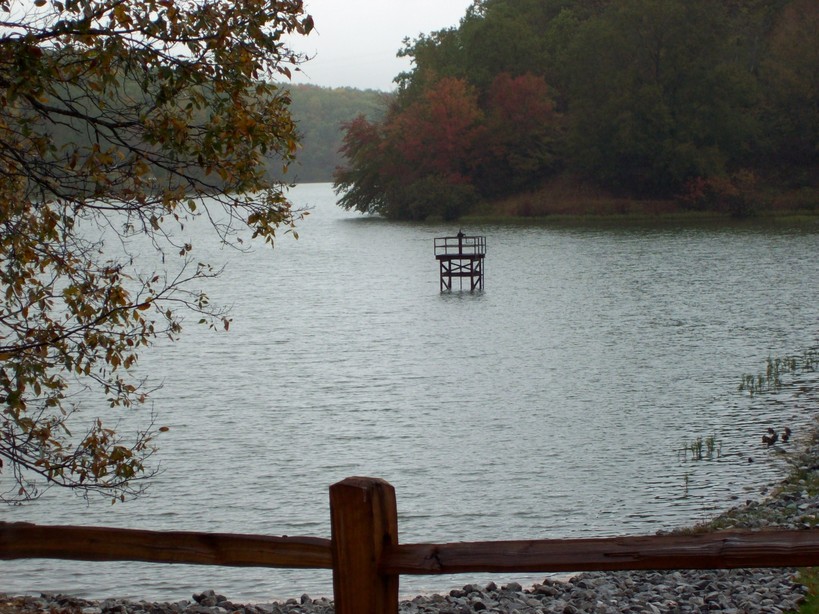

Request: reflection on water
left=1, top=184, right=818, bottom=601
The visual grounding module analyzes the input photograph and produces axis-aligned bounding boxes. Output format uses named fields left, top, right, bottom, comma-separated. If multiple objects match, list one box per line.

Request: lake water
left=2, top=183, right=818, bottom=601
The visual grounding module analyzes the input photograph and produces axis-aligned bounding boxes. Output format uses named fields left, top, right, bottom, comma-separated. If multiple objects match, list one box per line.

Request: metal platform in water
left=434, top=232, right=486, bottom=291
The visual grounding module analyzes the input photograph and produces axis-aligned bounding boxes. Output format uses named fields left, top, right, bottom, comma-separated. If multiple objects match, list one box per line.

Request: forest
left=333, top=0, right=818, bottom=220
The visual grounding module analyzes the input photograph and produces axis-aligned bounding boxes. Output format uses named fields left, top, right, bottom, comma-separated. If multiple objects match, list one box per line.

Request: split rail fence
left=4, top=476, right=819, bottom=614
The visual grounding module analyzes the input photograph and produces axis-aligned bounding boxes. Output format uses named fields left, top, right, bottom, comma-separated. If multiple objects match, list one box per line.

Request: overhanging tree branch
left=0, top=0, right=314, bottom=502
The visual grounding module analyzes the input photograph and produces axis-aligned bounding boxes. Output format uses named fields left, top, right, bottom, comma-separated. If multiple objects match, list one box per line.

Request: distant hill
left=42, top=78, right=387, bottom=188
left=282, top=84, right=388, bottom=183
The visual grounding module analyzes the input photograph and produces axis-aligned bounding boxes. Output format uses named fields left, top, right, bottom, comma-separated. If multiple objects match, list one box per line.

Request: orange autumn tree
left=335, top=74, right=559, bottom=220
left=337, top=77, right=484, bottom=220
left=386, top=77, right=484, bottom=219
left=390, top=77, right=484, bottom=182
left=0, top=0, right=313, bottom=502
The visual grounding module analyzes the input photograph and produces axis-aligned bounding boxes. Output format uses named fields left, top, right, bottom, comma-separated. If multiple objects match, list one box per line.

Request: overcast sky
left=288, top=0, right=473, bottom=91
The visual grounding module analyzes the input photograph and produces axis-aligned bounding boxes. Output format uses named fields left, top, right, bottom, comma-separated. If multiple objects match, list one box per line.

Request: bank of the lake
left=465, top=174, right=819, bottom=223
left=461, top=212, right=819, bottom=231
left=4, top=412, right=819, bottom=613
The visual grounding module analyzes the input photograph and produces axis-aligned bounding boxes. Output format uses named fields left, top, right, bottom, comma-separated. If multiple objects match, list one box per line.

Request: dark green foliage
left=391, top=176, right=478, bottom=221
left=565, top=0, right=761, bottom=196
left=335, top=0, right=818, bottom=219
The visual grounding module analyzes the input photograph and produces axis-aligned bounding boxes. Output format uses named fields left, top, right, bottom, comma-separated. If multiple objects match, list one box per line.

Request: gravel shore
left=4, top=425, right=819, bottom=613
left=0, top=573, right=810, bottom=614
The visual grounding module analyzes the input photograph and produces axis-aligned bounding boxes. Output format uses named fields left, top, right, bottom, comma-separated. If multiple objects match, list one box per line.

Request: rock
left=502, top=582, right=522, bottom=592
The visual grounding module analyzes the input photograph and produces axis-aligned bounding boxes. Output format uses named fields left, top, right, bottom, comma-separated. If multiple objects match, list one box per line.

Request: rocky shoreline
left=4, top=427, right=819, bottom=613
left=0, top=572, right=810, bottom=614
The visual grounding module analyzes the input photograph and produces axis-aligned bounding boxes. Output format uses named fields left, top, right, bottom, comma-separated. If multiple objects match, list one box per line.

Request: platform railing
left=434, top=235, right=486, bottom=257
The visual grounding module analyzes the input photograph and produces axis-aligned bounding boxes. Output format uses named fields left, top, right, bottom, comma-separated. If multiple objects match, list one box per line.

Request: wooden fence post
left=330, top=477, right=399, bottom=614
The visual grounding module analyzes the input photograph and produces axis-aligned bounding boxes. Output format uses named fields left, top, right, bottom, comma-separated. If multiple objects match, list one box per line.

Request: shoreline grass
left=461, top=211, right=819, bottom=226
left=457, top=174, right=819, bottom=226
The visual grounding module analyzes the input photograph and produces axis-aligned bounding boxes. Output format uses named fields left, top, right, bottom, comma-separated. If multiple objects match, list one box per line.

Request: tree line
left=334, top=0, right=817, bottom=220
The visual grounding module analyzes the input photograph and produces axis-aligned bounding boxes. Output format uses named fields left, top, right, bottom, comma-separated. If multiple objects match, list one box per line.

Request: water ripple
left=1, top=184, right=817, bottom=602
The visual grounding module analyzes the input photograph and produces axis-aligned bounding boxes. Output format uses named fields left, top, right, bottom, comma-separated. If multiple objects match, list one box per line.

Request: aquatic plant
left=689, top=437, right=704, bottom=461
left=705, top=434, right=721, bottom=458
left=738, top=349, right=819, bottom=396
left=681, top=435, right=721, bottom=461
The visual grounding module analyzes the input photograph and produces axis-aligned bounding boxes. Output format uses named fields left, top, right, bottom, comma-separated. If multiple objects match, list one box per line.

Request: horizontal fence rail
left=381, top=531, right=819, bottom=575
left=3, top=476, right=819, bottom=614
left=0, top=522, right=332, bottom=569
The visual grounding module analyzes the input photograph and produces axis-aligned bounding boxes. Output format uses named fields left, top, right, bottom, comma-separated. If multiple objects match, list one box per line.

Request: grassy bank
left=464, top=175, right=819, bottom=224
left=796, top=568, right=819, bottom=613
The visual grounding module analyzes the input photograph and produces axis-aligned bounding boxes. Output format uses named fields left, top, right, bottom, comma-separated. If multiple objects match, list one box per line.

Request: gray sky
left=288, top=0, right=473, bottom=91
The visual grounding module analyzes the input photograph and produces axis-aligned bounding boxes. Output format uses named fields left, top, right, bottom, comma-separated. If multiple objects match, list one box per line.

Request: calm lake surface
left=2, top=183, right=818, bottom=601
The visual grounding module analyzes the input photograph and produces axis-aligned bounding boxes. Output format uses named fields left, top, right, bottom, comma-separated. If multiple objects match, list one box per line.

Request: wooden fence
left=3, top=476, right=819, bottom=614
